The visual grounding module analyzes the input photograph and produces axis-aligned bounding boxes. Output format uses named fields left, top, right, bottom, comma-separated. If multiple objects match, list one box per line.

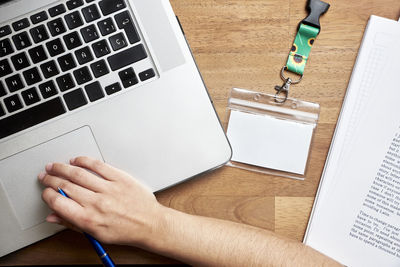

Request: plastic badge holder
left=225, top=88, right=320, bottom=180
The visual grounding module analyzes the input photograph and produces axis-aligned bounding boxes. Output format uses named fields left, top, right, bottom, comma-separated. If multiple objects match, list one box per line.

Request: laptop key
left=56, top=73, right=75, bottom=92
left=12, top=32, right=32, bottom=50
left=63, top=88, right=87, bottom=111
left=115, top=11, right=140, bottom=44
left=99, top=0, right=126, bottom=16
left=109, top=32, right=127, bottom=51
left=82, top=5, right=101, bottom=23
left=65, top=11, right=84, bottom=30
left=0, top=97, right=66, bottom=139
left=28, top=45, right=48, bottom=64
left=58, top=53, right=77, bottom=72
left=12, top=18, right=30, bottom=32
left=0, top=39, right=14, bottom=57
left=0, top=25, right=11, bottom=38
left=30, top=25, right=50, bottom=43
left=80, top=24, right=99, bottom=42
left=108, top=44, right=147, bottom=71
left=63, top=31, right=82, bottom=50
left=39, top=80, right=58, bottom=99
left=47, top=18, right=66, bottom=37
left=0, top=104, right=4, bottom=117
left=5, top=74, right=24, bottom=92
left=73, top=66, right=92, bottom=85
left=66, top=0, right=84, bottom=10
left=21, top=87, right=40, bottom=106
left=11, top=52, right=30, bottom=71
left=31, top=11, right=48, bottom=24
left=92, top=40, right=110, bottom=58
left=0, top=82, right=6, bottom=97
left=85, top=81, right=104, bottom=102
left=4, top=94, right=23, bottom=113
left=118, top=67, right=138, bottom=88
left=90, top=59, right=109, bottom=78
left=0, top=59, right=13, bottom=78
left=49, top=4, right=66, bottom=17
left=40, top=60, right=59, bottom=79
left=23, top=67, right=42, bottom=86
left=75, top=46, right=94, bottom=65
left=139, top=68, right=155, bottom=82
left=105, top=82, right=122, bottom=95
left=46, top=38, right=65, bottom=57
left=97, top=18, right=116, bottom=36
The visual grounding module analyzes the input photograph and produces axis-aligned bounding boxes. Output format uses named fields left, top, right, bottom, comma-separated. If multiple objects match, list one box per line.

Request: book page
left=305, top=35, right=400, bottom=266
left=349, top=130, right=400, bottom=258
left=307, top=16, right=397, bottom=223
left=305, top=17, right=392, bottom=237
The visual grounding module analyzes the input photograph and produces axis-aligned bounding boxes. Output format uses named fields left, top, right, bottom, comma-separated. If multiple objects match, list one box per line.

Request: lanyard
left=275, top=0, right=330, bottom=103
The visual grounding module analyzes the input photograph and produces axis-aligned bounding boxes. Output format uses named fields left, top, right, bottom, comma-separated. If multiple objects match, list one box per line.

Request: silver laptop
left=0, top=0, right=232, bottom=257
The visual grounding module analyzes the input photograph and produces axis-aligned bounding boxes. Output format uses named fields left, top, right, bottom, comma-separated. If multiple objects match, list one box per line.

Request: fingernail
left=70, top=158, right=75, bottom=165
left=38, top=172, right=46, bottom=180
left=46, top=215, right=61, bottom=224
left=45, top=163, right=53, bottom=172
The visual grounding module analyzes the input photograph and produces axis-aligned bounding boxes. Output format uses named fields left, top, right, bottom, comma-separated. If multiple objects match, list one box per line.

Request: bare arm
left=152, top=208, right=340, bottom=266
left=38, top=156, right=341, bottom=267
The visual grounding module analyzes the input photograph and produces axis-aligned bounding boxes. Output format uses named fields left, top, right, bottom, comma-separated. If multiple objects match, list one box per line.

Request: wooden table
left=1, top=0, right=399, bottom=265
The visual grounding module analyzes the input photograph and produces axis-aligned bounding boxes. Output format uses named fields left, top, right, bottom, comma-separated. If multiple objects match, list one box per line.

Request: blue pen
left=57, top=187, right=116, bottom=267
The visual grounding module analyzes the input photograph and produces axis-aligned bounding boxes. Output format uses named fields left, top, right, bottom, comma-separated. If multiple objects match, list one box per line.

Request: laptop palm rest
left=0, top=126, right=103, bottom=231
left=131, top=0, right=186, bottom=72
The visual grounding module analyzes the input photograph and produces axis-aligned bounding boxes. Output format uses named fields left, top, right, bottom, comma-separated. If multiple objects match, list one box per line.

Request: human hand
left=38, top=156, right=166, bottom=247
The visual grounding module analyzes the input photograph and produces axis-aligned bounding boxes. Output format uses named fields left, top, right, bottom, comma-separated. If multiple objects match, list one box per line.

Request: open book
left=304, top=15, right=400, bottom=267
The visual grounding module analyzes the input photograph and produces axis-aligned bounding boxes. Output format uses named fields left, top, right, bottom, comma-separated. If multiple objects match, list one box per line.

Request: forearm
left=144, top=207, right=342, bottom=267
left=38, top=158, right=341, bottom=266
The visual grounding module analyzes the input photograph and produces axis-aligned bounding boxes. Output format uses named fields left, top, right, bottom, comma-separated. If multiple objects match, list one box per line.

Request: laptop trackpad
left=0, top=126, right=103, bottom=230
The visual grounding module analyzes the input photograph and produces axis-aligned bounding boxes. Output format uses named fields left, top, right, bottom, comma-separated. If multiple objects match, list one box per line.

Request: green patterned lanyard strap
left=275, top=0, right=330, bottom=103
left=286, top=24, right=320, bottom=75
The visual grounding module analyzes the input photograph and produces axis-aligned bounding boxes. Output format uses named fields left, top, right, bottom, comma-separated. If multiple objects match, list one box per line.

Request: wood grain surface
left=1, top=0, right=400, bottom=265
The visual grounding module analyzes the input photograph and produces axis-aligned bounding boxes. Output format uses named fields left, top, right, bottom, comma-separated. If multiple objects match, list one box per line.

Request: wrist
left=137, top=203, right=177, bottom=251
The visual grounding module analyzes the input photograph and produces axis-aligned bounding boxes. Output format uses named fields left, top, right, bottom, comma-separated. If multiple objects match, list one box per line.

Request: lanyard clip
left=274, top=78, right=292, bottom=103
left=274, top=66, right=303, bottom=103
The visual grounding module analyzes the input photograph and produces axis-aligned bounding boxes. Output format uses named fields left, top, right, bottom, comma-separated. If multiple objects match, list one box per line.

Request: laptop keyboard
left=0, top=0, right=158, bottom=139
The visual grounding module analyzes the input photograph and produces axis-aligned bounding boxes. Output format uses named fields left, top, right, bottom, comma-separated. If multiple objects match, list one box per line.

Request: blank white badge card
left=227, top=110, right=314, bottom=175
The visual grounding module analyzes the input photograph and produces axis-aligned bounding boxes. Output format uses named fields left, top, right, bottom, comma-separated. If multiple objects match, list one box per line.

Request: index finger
left=46, top=163, right=107, bottom=193
left=71, top=156, right=131, bottom=182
